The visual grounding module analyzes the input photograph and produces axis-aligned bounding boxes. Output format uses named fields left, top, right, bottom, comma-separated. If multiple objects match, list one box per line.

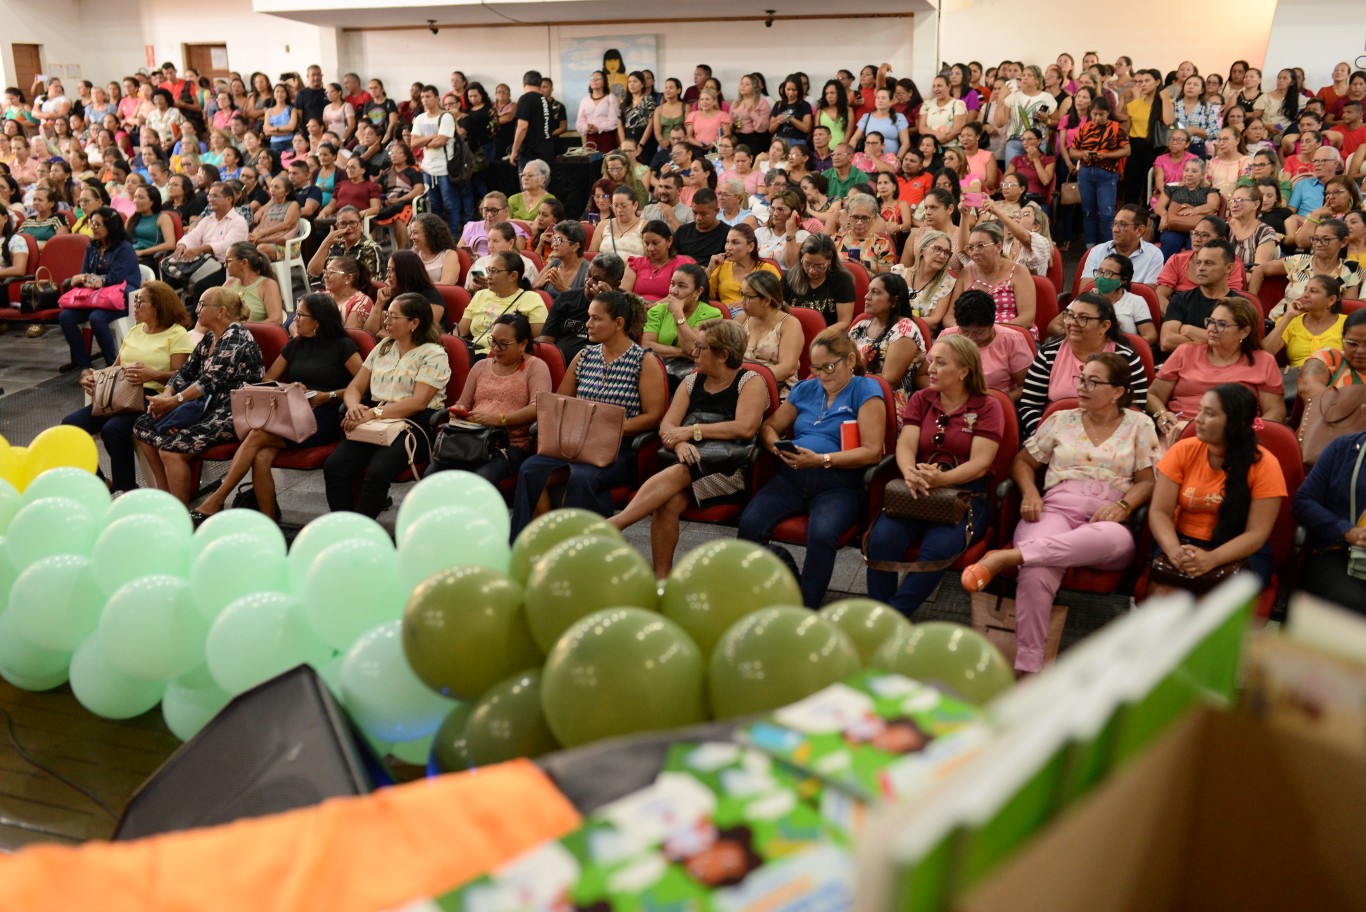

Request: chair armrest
left=863, top=453, right=897, bottom=488
left=2, top=274, right=35, bottom=287
left=631, top=430, right=659, bottom=454
left=995, top=477, right=1016, bottom=502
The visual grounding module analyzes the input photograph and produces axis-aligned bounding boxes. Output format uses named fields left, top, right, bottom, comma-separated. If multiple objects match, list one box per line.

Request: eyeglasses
left=1072, top=374, right=1118, bottom=391
left=1060, top=311, right=1099, bottom=327
left=1324, top=190, right=1349, bottom=198
left=488, top=338, right=515, bottom=351
left=479, top=206, right=505, bottom=215
left=924, top=245, right=952, bottom=257
left=1190, top=230, right=1215, bottom=240
left=931, top=413, right=951, bottom=448
left=1344, top=338, right=1365, bottom=351
left=295, top=310, right=313, bottom=320
left=810, top=359, right=843, bottom=375
left=965, top=242, right=997, bottom=254
left=801, top=259, right=830, bottom=272
left=322, top=268, right=345, bottom=277
left=1203, top=317, right=1235, bottom=332
left=848, top=214, right=873, bottom=223
left=1094, top=268, right=1121, bottom=279
left=336, top=220, right=360, bottom=228
left=381, top=310, right=408, bottom=322
left=1112, top=220, right=1135, bottom=229
left=1309, top=236, right=1336, bottom=245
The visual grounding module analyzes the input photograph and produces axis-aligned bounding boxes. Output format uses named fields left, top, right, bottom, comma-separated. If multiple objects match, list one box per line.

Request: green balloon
left=0, top=478, right=21, bottom=535
left=8, top=554, right=104, bottom=651
left=542, top=607, right=708, bottom=748
left=661, top=539, right=803, bottom=658
left=99, top=575, right=207, bottom=681
left=524, top=535, right=656, bottom=653
left=191, top=509, right=287, bottom=560
left=397, top=470, right=510, bottom=547
left=390, top=732, right=437, bottom=766
left=287, top=512, right=392, bottom=594
left=304, top=538, right=405, bottom=650
left=92, top=514, right=190, bottom=597
left=709, top=606, right=861, bottom=720
left=69, top=631, right=165, bottom=719
left=509, top=508, right=622, bottom=585
left=206, top=591, right=332, bottom=696
left=340, top=620, right=459, bottom=742
left=313, top=653, right=345, bottom=702
left=871, top=622, right=1014, bottom=707
left=0, top=658, right=68, bottom=691
left=432, top=702, right=476, bottom=773
left=192, top=532, right=290, bottom=622
left=0, top=540, right=14, bottom=615
left=103, top=488, right=192, bottom=539
left=464, top=670, right=560, bottom=765
left=819, top=598, right=914, bottom=667
left=397, top=508, right=510, bottom=591
left=21, top=467, right=111, bottom=519
left=5, top=497, right=99, bottom=571
left=0, top=608, right=72, bottom=684
left=162, top=666, right=232, bottom=741
left=401, top=565, right=541, bottom=700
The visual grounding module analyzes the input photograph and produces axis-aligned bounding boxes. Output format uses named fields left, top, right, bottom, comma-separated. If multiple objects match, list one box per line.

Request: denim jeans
left=423, top=172, right=471, bottom=238
left=1078, top=166, right=1118, bottom=246
left=736, top=463, right=864, bottom=609
left=864, top=495, right=989, bottom=617
left=59, top=304, right=127, bottom=369
left=1158, top=230, right=1190, bottom=260
left=1005, top=138, right=1025, bottom=166
left=510, top=451, right=635, bottom=540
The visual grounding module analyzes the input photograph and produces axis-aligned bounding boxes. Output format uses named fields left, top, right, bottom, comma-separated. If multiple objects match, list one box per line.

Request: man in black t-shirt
left=1160, top=240, right=1236, bottom=354
left=539, top=253, right=626, bottom=363
left=673, top=190, right=729, bottom=262
left=508, top=70, right=555, bottom=171
left=294, top=65, right=329, bottom=129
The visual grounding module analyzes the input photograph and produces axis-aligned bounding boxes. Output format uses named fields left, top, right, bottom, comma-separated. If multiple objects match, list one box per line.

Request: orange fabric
left=0, top=759, right=580, bottom=912
left=1158, top=438, right=1287, bottom=540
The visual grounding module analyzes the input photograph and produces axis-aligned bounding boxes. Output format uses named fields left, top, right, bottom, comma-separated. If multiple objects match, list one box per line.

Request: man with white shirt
left=1080, top=205, right=1163, bottom=284
left=410, top=83, right=467, bottom=235
left=165, top=182, right=249, bottom=308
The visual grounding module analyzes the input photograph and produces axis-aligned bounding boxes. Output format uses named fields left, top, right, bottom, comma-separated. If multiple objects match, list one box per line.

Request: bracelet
left=1306, top=217, right=1320, bottom=226
left=1117, top=499, right=1132, bottom=514
left=500, top=413, right=507, bottom=426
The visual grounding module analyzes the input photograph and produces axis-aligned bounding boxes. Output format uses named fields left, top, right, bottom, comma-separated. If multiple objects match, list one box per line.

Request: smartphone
left=773, top=440, right=800, bottom=455
left=963, top=191, right=986, bottom=209
left=470, top=268, right=485, bottom=279
left=847, top=248, right=862, bottom=262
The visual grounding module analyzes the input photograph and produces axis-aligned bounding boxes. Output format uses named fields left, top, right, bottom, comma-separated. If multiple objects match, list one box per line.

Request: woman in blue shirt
left=848, top=88, right=912, bottom=157
left=58, top=207, right=143, bottom=371
left=738, top=327, right=887, bottom=607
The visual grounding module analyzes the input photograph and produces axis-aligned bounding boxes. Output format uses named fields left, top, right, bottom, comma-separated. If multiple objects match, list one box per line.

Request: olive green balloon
left=21, top=466, right=111, bottom=520
left=401, top=565, right=541, bottom=700
left=523, top=534, right=655, bottom=653
left=509, top=508, right=622, bottom=585
left=819, top=598, right=914, bottom=667
left=463, top=670, right=560, bottom=766
left=661, top=539, right=803, bottom=657
left=709, top=606, right=861, bottom=720
left=871, top=622, right=1014, bottom=707
left=542, top=607, right=708, bottom=748
left=432, top=702, right=476, bottom=773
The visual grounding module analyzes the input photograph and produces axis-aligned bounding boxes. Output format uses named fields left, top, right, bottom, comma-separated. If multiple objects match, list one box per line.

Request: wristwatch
left=675, top=316, right=687, bottom=326
left=175, top=391, right=185, bottom=403
left=693, top=422, right=702, bottom=442
left=822, top=453, right=833, bottom=469
left=373, top=406, right=385, bottom=418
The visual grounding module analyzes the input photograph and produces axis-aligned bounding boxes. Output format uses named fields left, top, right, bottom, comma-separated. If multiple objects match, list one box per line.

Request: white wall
left=1263, top=0, right=1364, bottom=91
left=0, top=0, right=86, bottom=90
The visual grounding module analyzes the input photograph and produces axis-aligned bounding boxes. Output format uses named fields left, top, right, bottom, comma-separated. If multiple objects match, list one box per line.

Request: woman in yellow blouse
left=706, top=223, right=779, bottom=314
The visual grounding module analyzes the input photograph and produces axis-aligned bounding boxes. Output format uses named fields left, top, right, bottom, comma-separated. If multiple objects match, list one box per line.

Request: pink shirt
left=454, top=356, right=552, bottom=450
left=686, top=110, right=728, bottom=146
left=1156, top=343, right=1283, bottom=417
left=626, top=254, right=694, bottom=301
left=576, top=94, right=620, bottom=135
left=1048, top=339, right=1117, bottom=402
left=940, top=325, right=1035, bottom=395
left=1152, top=151, right=1199, bottom=188
left=179, top=208, right=249, bottom=261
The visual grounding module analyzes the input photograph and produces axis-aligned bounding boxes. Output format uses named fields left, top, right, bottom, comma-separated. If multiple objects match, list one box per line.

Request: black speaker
left=114, top=665, right=388, bottom=840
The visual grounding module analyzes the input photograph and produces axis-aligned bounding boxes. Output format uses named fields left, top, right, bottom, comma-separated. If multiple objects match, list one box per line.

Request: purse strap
left=1351, top=438, right=1366, bottom=528
left=34, top=265, right=53, bottom=286
left=862, top=489, right=982, bottom=574
left=471, top=290, right=529, bottom=347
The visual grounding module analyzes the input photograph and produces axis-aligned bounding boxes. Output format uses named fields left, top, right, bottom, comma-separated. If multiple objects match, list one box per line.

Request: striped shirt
left=1018, top=337, right=1148, bottom=437
left=574, top=342, right=647, bottom=418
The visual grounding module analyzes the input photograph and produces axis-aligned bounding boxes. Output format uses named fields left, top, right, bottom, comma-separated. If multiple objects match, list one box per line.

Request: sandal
left=960, top=559, right=998, bottom=593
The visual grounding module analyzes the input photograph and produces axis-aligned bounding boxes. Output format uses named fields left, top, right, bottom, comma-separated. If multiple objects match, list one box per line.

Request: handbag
left=19, top=266, right=59, bottom=314
left=345, top=416, right=433, bottom=477
left=657, top=407, right=758, bottom=476
left=863, top=482, right=983, bottom=573
left=90, top=365, right=144, bottom=417
left=1059, top=180, right=1080, bottom=207
left=432, top=419, right=509, bottom=469
left=151, top=397, right=207, bottom=434
left=1298, top=380, right=1366, bottom=466
left=58, top=281, right=128, bottom=312
left=535, top=391, right=625, bottom=468
left=230, top=383, right=319, bottom=443
left=1149, top=551, right=1245, bottom=595
left=161, top=252, right=213, bottom=283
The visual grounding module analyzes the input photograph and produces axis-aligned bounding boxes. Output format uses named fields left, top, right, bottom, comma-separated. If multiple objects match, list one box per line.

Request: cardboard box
left=955, top=706, right=1366, bottom=912
left=968, top=590, right=1068, bottom=668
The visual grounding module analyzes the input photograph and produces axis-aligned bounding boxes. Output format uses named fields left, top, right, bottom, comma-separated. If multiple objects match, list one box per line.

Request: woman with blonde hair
left=902, top=229, right=956, bottom=329
left=737, top=269, right=803, bottom=398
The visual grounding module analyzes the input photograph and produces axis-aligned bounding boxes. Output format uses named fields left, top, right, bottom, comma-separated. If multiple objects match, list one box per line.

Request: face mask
left=1093, top=276, right=1124, bottom=295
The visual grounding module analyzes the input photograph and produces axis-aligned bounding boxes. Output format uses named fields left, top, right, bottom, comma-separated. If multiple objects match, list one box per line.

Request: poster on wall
left=558, top=34, right=658, bottom=107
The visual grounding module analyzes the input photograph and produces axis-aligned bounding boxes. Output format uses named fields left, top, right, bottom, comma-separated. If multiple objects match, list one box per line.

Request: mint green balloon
left=69, top=631, right=165, bottom=719
left=542, top=608, right=708, bottom=748
left=314, top=653, right=345, bottom=702
left=340, top=620, right=459, bottom=742
left=206, top=591, right=332, bottom=696
left=709, top=606, right=861, bottom=720
left=191, top=532, right=290, bottom=622
left=162, top=666, right=233, bottom=741
left=524, top=534, right=656, bottom=653
left=398, top=508, right=510, bottom=591
left=21, top=466, right=111, bottom=518
left=0, top=539, right=20, bottom=614
left=0, top=608, right=72, bottom=684
left=103, top=488, right=192, bottom=538
left=303, top=538, right=405, bottom=650
left=401, top=565, right=540, bottom=700
left=287, top=512, right=392, bottom=593
left=0, top=478, right=21, bottom=535
left=8, top=554, right=103, bottom=651
left=819, top=598, right=914, bottom=667
left=391, top=732, right=437, bottom=766
left=191, top=509, right=287, bottom=560
left=871, top=622, right=1014, bottom=707
left=396, top=470, right=509, bottom=547
left=464, top=670, right=560, bottom=765
left=0, top=658, right=68, bottom=691
left=661, top=539, right=803, bottom=657
left=99, top=575, right=207, bottom=681
left=432, top=702, right=476, bottom=773
left=509, top=508, right=623, bottom=585
left=6, top=497, right=99, bottom=571
left=92, top=514, right=189, bottom=597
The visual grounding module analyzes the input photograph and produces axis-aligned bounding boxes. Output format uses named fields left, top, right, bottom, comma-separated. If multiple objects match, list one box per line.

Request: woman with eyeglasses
left=325, top=293, right=450, bottom=518
left=460, top=249, right=547, bottom=358
left=193, top=293, right=361, bottom=521
left=465, top=222, right=541, bottom=292
left=1251, top=217, right=1362, bottom=320
left=963, top=351, right=1158, bottom=673
left=1225, top=184, right=1281, bottom=271
left=1291, top=177, right=1363, bottom=250
left=1153, top=157, right=1222, bottom=259
left=373, top=249, right=450, bottom=333
left=62, top=281, right=193, bottom=494
left=508, top=158, right=556, bottom=223
left=782, top=233, right=857, bottom=331
left=831, top=193, right=897, bottom=276
left=897, top=230, right=954, bottom=333
left=1018, top=291, right=1148, bottom=436
left=864, top=334, right=1002, bottom=616
left=324, top=254, right=377, bottom=330
left=738, top=328, right=887, bottom=608
left=531, top=218, right=589, bottom=303
left=945, top=220, right=1037, bottom=340
left=1147, top=297, right=1284, bottom=445
left=1150, top=129, right=1200, bottom=194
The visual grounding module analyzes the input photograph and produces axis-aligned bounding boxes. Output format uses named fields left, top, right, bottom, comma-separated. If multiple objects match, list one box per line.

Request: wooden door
left=11, top=44, right=42, bottom=98
left=183, top=43, right=228, bottom=79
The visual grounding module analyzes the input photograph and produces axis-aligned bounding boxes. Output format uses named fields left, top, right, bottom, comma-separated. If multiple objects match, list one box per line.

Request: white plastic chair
left=273, top=218, right=312, bottom=314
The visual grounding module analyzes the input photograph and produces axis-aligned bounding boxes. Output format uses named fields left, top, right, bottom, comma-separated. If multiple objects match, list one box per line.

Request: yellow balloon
left=24, top=426, right=99, bottom=484
left=1, top=447, right=31, bottom=491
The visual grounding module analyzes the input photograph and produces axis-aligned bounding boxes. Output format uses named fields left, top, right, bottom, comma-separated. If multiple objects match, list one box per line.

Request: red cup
left=840, top=420, right=860, bottom=450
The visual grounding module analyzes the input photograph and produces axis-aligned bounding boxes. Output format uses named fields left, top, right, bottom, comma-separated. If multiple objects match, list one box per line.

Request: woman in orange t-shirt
left=1148, top=383, right=1286, bottom=590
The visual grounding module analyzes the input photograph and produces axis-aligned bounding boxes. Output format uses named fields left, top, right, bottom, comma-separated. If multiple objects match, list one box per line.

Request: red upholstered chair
left=1256, top=274, right=1287, bottom=320
left=1, top=233, right=39, bottom=306
left=346, top=328, right=377, bottom=359
left=523, top=249, right=544, bottom=271
left=0, top=233, right=88, bottom=323
left=166, top=211, right=184, bottom=244
left=1069, top=245, right=1096, bottom=300
left=788, top=306, right=826, bottom=379
left=678, top=362, right=782, bottom=526
left=1124, top=332, right=1156, bottom=384
left=435, top=285, right=471, bottom=324
left=1046, top=245, right=1064, bottom=298
left=609, top=352, right=670, bottom=508
left=1079, top=279, right=1164, bottom=329
left=530, top=341, right=566, bottom=389
left=1343, top=299, right=1366, bottom=314
left=1030, top=275, right=1058, bottom=340
left=245, top=322, right=290, bottom=370
left=845, top=261, right=870, bottom=319
left=998, top=322, right=1038, bottom=357
left=455, top=248, right=472, bottom=286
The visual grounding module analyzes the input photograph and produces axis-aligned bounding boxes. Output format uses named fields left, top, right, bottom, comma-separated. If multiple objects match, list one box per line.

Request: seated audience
left=707, top=223, right=779, bottom=311
left=1250, top=217, right=1361, bottom=320
left=538, top=252, right=624, bottom=364
left=1225, top=184, right=1281, bottom=272
left=641, top=263, right=723, bottom=381
left=901, top=229, right=956, bottom=329
left=221, top=242, right=284, bottom=324
left=1080, top=204, right=1162, bottom=284
left=372, top=249, right=449, bottom=332
left=1153, top=159, right=1221, bottom=259
left=588, top=185, right=647, bottom=258
left=848, top=272, right=926, bottom=419
left=530, top=219, right=589, bottom=304
left=1299, top=306, right=1366, bottom=398
left=466, top=221, right=541, bottom=291
left=831, top=193, right=896, bottom=275
left=937, top=290, right=1035, bottom=401
left=324, top=255, right=377, bottom=329
left=248, top=174, right=300, bottom=261
left=672, top=188, right=729, bottom=261
left=57, top=207, right=142, bottom=372
left=623, top=219, right=693, bottom=301
left=1293, top=430, right=1366, bottom=610
left=1263, top=274, right=1346, bottom=403
left=736, top=270, right=802, bottom=399
left=459, top=193, right=529, bottom=258
left=1161, top=240, right=1240, bottom=353
left=508, top=158, right=556, bottom=222
left=306, top=204, right=382, bottom=281
left=944, top=220, right=1037, bottom=339
left=459, top=250, right=548, bottom=358
left=782, top=233, right=857, bottom=330
left=409, top=212, right=462, bottom=285
left=127, top=185, right=177, bottom=265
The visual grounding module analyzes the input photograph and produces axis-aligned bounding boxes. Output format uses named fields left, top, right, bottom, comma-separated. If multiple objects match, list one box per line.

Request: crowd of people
left=7, top=50, right=1366, bottom=674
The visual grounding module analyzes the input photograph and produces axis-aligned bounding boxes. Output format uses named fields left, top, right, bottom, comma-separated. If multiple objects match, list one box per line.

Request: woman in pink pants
left=961, top=351, right=1160, bottom=673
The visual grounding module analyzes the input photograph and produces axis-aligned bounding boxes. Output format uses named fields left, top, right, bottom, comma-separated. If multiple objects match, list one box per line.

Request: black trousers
left=1301, top=550, right=1366, bottom=615
left=323, top=415, right=436, bottom=518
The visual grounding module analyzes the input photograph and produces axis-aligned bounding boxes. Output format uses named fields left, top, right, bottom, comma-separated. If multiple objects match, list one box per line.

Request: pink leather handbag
left=230, top=383, right=318, bottom=443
